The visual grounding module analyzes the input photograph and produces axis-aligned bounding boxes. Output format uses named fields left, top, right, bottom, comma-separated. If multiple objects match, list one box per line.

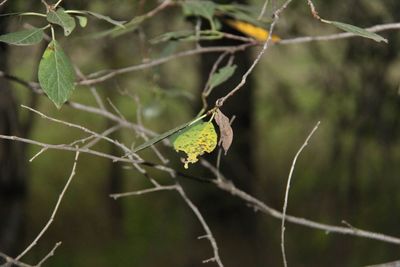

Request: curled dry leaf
left=214, top=109, right=233, bottom=155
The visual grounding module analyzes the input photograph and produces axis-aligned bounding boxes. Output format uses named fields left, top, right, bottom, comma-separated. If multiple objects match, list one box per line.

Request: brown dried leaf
left=214, top=109, right=233, bottom=155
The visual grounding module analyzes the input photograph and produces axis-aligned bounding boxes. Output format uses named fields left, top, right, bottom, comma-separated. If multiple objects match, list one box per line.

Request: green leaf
left=323, top=20, right=387, bottom=43
left=47, top=8, right=76, bottom=36
left=0, top=28, right=44, bottom=46
left=76, top=16, right=88, bottom=28
left=111, top=15, right=145, bottom=37
left=151, top=30, right=193, bottom=43
left=87, top=15, right=142, bottom=39
left=38, top=40, right=76, bottom=109
left=85, top=11, right=126, bottom=28
left=209, top=65, right=237, bottom=89
left=216, top=4, right=268, bottom=27
left=172, top=121, right=217, bottom=169
left=182, top=1, right=216, bottom=29
left=182, top=1, right=216, bottom=19
left=150, top=30, right=222, bottom=44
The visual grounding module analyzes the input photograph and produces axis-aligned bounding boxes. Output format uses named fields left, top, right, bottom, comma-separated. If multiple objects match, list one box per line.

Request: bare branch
left=79, top=44, right=253, bottom=86
left=281, top=121, right=320, bottom=267
left=258, top=0, right=270, bottom=20
left=0, top=253, right=33, bottom=267
left=35, top=242, right=62, bottom=267
left=175, top=185, right=224, bottom=267
left=0, top=71, right=41, bottom=93
left=214, top=177, right=400, bottom=245
left=216, top=0, right=294, bottom=107
left=110, top=183, right=224, bottom=266
left=279, top=23, right=400, bottom=45
left=0, top=0, right=9, bottom=7
left=110, top=185, right=178, bottom=199
left=15, top=151, right=80, bottom=261
left=306, top=0, right=321, bottom=20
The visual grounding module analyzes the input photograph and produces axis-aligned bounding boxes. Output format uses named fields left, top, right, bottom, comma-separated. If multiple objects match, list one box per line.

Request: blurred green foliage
left=2, top=0, right=400, bottom=266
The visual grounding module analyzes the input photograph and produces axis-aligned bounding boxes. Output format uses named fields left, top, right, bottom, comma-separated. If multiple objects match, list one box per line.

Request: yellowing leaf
left=225, top=19, right=280, bottom=42
left=172, top=121, right=217, bottom=169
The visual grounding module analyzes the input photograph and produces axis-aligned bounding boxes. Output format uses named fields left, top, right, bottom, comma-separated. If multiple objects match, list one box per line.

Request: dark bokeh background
left=1, top=0, right=400, bottom=266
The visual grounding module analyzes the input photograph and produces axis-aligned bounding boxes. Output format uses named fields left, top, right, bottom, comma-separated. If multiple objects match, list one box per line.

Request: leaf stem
left=19, top=12, right=47, bottom=17
left=50, top=26, right=55, bottom=40
left=188, top=113, right=208, bottom=127
left=42, top=24, right=51, bottom=30
left=64, top=10, right=86, bottom=15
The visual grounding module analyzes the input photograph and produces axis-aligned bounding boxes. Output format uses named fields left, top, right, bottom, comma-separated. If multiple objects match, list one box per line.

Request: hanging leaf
left=47, top=8, right=76, bottom=36
left=182, top=1, right=216, bottom=29
left=76, top=16, right=88, bottom=28
left=0, top=28, right=44, bottom=46
left=172, top=121, right=217, bottom=169
left=109, top=15, right=145, bottom=38
left=150, top=30, right=194, bottom=43
left=209, top=65, right=237, bottom=89
left=214, top=109, right=233, bottom=155
left=38, top=40, right=76, bottom=109
left=216, top=3, right=271, bottom=27
left=322, top=19, right=387, bottom=43
left=85, top=11, right=126, bottom=28
left=150, top=30, right=222, bottom=44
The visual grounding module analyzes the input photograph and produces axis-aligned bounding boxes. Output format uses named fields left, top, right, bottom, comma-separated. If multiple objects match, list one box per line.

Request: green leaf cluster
left=0, top=5, right=124, bottom=108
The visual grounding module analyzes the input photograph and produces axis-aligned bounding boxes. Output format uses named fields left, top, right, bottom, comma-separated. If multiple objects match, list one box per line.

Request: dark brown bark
left=0, top=7, right=27, bottom=255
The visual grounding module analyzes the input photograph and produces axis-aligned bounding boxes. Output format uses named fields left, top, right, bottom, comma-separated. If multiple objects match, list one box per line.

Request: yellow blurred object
left=225, top=19, right=281, bottom=42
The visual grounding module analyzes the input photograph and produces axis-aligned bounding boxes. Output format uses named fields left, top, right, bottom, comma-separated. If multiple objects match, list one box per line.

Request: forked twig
left=15, top=151, right=80, bottom=261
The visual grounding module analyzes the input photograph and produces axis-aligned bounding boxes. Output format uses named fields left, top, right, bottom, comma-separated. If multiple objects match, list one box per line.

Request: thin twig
left=0, top=71, right=41, bottom=93
left=281, top=121, right=320, bottom=267
left=35, top=242, right=62, bottom=267
left=29, top=147, right=48, bottom=162
left=306, top=0, right=321, bottom=20
left=0, top=0, right=8, bottom=7
left=21, top=105, right=134, bottom=158
left=213, top=177, right=400, bottom=245
left=279, top=23, right=400, bottom=45
left=133, top=95, right=169, bottom=164
left=1, top=132, right=400, bottom=246
left=79, top=44, right=253, bottom=86
left=53, top=0, right=63, bottom=9
left=258, top=0, right=270, bottom=20
left=15, top=151, right=80, bottom=261
left=216, top=0, right=294, bottom=107
left=110, top=185, right=177, bottom=199
left=175, top=185, right=224, bottom=267
left=0, top=252, right=33, bottom=267
left=75, top=67, right=106, bottom=110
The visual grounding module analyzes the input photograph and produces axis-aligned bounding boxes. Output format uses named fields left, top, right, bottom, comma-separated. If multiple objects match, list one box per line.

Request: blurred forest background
left=1, top=0, right=400, bottom=266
